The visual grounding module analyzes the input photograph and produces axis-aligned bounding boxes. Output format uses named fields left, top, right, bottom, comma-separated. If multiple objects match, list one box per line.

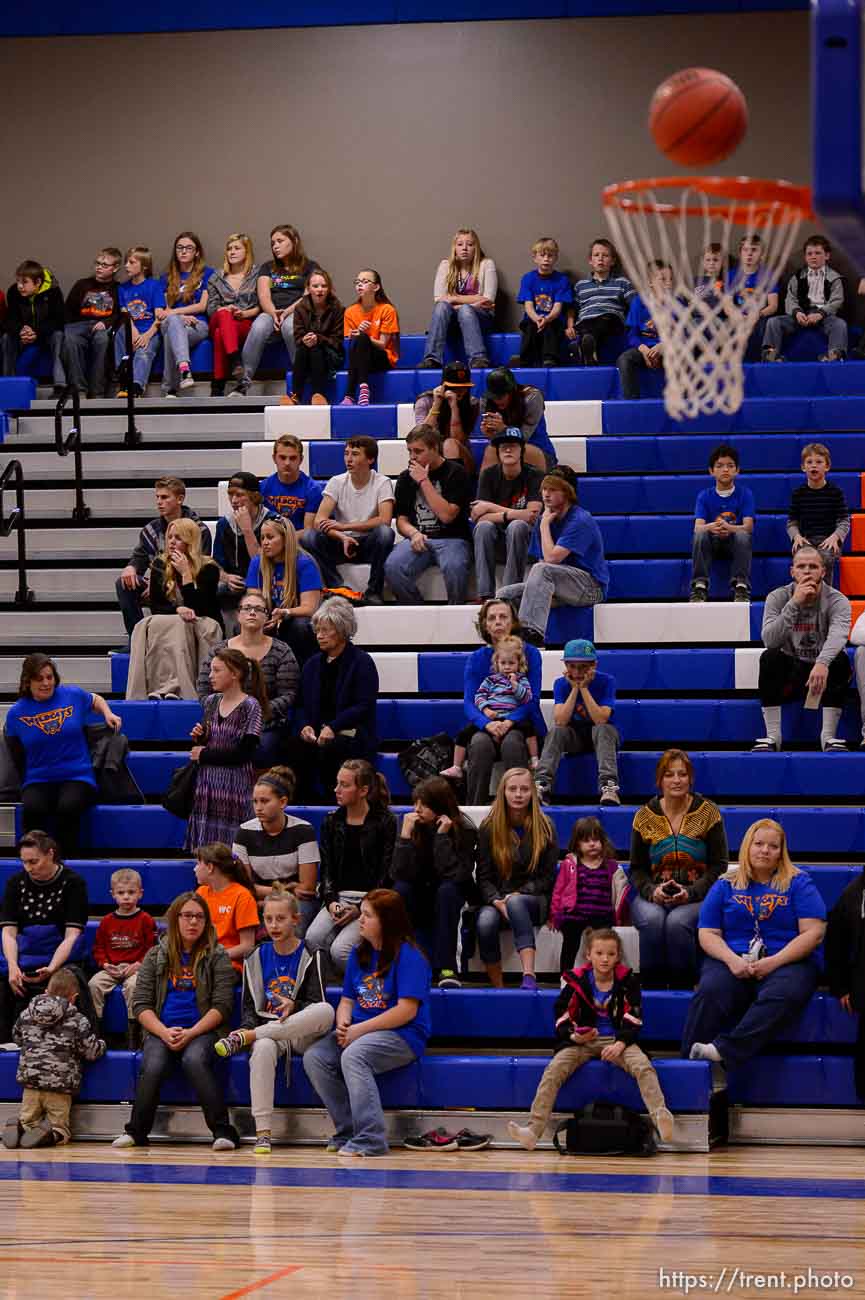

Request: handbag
left=161, top=698, right=215, bottom=818
left=552, top=1102, right=656, bottom=1157
left=398, top=733, right=455, bottom=790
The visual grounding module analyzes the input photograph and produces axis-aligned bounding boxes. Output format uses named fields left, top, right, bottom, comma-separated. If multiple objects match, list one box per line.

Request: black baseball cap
left=491, top=426, right=525, bottom=449
left=442, top=361, right=473, bottom=388
left=485, top=367, right=518, bottom=399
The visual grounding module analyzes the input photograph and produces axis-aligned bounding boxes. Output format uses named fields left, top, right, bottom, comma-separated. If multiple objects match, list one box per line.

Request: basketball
left=649, top=67, right=748, bottom=166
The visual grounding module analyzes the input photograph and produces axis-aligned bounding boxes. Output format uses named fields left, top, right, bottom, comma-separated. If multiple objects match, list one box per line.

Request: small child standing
left=4, top=968, right=105, bottom=1148
left=510, top=238, right=572, bottom=368
left=549, top=817, right=622, bottom=973
left=88, top=868, right=157, bottom=1025
left=194, top=842, right=261, bottom=973
left=441, top=635, right=539, bottom=780
left=508, top=928, right=674, bottom=1150
left=214, top=887, right=334, bottom=1155
left=787, top=442, right=849, bottom=573
left=690, top=443, right=755, bottom=604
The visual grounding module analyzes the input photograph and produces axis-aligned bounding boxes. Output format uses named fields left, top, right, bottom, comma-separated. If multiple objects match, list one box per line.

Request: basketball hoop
left=603, top=176, right=812, bottom=419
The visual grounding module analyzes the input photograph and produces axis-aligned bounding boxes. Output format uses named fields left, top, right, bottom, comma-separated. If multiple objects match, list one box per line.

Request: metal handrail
left=54, top=384, right=90, bottom=523
left=0, top=459, right=34, bottom=606
left=116, top=311, right=142, bottom=448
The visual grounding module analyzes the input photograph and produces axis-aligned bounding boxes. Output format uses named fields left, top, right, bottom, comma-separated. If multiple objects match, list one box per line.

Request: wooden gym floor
left=0, top=1144, right=862, bottom=1299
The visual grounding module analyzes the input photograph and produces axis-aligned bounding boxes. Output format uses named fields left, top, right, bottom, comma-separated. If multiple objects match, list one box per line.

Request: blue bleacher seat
left=0, top=377, right=35, bottom=411
left=726, top=1055, right=859, bottom=1107
left=585, top=433, right=865, bottom=474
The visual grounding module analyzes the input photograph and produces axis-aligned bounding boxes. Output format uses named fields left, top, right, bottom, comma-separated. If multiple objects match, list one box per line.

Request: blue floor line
left=0, top=1160, right=863, bottom=1200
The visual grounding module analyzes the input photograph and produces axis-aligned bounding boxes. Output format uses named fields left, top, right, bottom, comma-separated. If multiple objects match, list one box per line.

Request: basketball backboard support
left=813, top=0, right=865, bottom=270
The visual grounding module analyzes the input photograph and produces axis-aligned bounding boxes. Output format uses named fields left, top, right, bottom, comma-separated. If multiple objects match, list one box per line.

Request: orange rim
left=603, top=176, right=813, bottom=225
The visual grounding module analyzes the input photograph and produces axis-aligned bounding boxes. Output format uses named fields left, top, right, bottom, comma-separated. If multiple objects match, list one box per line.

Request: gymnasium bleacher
left=0, top=324, right=862, bottom=1151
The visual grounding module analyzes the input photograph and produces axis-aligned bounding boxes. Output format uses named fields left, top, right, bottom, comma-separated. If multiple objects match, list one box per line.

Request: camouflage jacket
left=13, top=995, right=106, bottom=1094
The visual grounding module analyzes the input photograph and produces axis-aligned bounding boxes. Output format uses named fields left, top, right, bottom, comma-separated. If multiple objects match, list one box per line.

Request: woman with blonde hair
left=156, top=231, right=214, bottom=397
left=238, top=224, right=318, bottom=394
left=475, top=767, right=557, bottom=989
left=126, top=518, right=223, bottom=700
left=245, top=515, right=322, bottom=665
left=206, top=233, right=261, bottom=396
left=419, top=228, right=497, bottom=370
left=683, top=817, right=826, bottom=1070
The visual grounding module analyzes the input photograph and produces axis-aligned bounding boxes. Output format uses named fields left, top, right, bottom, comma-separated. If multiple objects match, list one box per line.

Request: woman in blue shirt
left=244, top=516, right=322, bottom=666
left=304, top=888, right=431, bottom=1156
left=683, top=818, right=826, bottom=1070
left=156, top=231, right=214, bottom=397
left=4, top=653, right=122, bottom=857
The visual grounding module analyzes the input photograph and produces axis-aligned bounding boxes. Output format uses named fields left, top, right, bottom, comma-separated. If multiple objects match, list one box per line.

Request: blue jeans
left=691, top=529, right=752, bottom=591
left=477, top=892, right=546, bottom=964
left=300, top=525, right=395, bottom=596
left=473, top=519, right=533, bottom=600
left=394, top=878, right=468, bottom=973
left=423, top=301, right=492, bottom=365
left=114, top=329, right=162, bottom=390
left=385, top=536, right=471, bottom=604
left=160, top=315, right=208, bottom=392
left=126, top=1030, right=238, bottom=1144
left=242, top=310, right=296, bottom=379
left=629, top=894, right=701, bottom=985
left=63, top=321, right=110, bottom=393
left=303, top=1028, right=416, bottom=1153
left=681, top=955, right=818, bottom=1069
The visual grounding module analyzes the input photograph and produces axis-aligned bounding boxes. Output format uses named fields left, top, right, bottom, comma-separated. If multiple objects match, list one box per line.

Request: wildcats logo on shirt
left=732, top=892, right=789, bottom=921
left=20, top=706, right=73, bottom=736
left=356, top=973, right=387, bottom=1010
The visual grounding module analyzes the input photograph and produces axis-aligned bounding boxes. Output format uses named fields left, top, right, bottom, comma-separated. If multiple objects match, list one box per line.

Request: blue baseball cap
left=563, top=638, right=597, bottom=662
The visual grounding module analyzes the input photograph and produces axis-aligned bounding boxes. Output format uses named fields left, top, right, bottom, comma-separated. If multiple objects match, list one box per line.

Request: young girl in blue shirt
left=157, top=231, right=213, bottom=397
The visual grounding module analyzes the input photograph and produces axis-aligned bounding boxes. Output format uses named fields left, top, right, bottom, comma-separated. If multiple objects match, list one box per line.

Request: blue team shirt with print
left=517, top=270, right=572, bottom=322
left=528, top=505, right=609, bottom=595
left=343, top=942, right=432, bottom=1058
left=698, top=872, right=826, bottom=958
left=159, top=267, right=214, bottom=324
left=5, top=684, right=95, bottom=788
left=245, top=552, right=322, bottom=604
left=726, top=268, right=779, bottom=308
left=161, top=951, right=200, bottom=1028
left=259, top=471, right=324, bottom=529
left=588, top=970, right=614, bottom=1036
left=553, top=670, right=616, bottom=728
left=117, top=278, right=165, bottom=331
left=259, top=941, right=304, bottom=1013
left=694, top=484, right=756, bottom=528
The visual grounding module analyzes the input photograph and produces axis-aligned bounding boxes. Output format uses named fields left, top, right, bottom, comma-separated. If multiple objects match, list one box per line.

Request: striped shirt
left=233, top=815, right=320, bottom=888
left=571, top=273, right=635, bottom=324
left=573, top=859, right=615, bottom=921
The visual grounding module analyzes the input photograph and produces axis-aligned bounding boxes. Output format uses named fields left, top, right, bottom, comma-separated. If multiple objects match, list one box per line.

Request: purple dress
left=184, top=694, right=263, bottom=850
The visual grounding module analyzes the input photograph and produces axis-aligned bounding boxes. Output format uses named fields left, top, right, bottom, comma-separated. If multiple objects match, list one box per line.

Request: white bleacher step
left=9, top=448, right=239, bottom=481
left=0, top=655, right=110, bottom=691
left=354, top=605, right=482, bottom=647
left=595, top=602, right=752, bottom=645
left=263, top=406, right=331, bottom=440
left=734, top=646, right=762, bottom=690
left=0, top=526, right=140, bottom=560
left=24, top=388, right=287, bottom=411
left=12, top=412, right=260, bottom=443
left=0, top=570, right=117, bottom=601
left=19, top=486, right=217, bottom=520
left=0, top=610, right=125, bottom=644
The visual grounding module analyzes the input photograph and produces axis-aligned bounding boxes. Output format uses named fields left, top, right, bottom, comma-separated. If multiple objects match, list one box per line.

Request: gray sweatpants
left=249, top=1002, right=335, bottom=1129
left=535, top=721, right=620, bottom=792
left=497, top=563, right=604, bottom=639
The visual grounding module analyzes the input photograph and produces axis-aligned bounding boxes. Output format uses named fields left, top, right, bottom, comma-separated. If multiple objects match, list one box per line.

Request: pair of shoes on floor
left=404, top=1126, right=491, bottom=1151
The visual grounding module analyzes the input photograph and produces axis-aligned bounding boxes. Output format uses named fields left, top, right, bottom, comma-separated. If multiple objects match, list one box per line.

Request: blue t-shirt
left=694, top=483, right=756, bottom=527
left=259, top=471, right=324, bottom=529
left=588, top=970, right=614, bottom=1036
left=698, top=872, right=826, bottom=959
left=625, top=296, right=661, bottom=350
left=118, top=278, right=165, bottom=331
left=528, top=505, right=609, bottom=596
left=161, top=951, right=200, bottom=1028
left=343, top=941, right=431, bottom=1059
left=517, top=269, right=572, bottom=321
left=259, top=940, right=304, bottom=1013
left=245, top=552, right=322, bottom=604
left=727, top=268, right=779, bottom=307
left=5, top=684, right=96, bottom=788
left=553, top=669, right=616, bottom=728
left=160, top=267, right=214, bottom=324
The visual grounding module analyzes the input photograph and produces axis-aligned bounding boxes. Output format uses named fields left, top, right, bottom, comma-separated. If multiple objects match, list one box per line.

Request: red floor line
left=218, top=1265, right=303, bottom=1299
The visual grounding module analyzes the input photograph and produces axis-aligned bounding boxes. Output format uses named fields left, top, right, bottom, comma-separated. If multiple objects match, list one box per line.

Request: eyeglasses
left=178, top=912, right=206, bottom=923
left=175, top=243, right=197, bottom=253
left=94, top=260, right=118, bottom=270
left=238, top=604, right=266, bottom=614
left=354, top=278, right=377, bottom=287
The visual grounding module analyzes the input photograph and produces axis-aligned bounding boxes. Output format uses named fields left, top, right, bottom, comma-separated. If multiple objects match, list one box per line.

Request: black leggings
left=292, top=342, right=342, bottom=399
left=346, top=332, right=390, bottom=396
left=558, top=913, right=616, bottom=974
left=21, top=780, right=95, bottom=858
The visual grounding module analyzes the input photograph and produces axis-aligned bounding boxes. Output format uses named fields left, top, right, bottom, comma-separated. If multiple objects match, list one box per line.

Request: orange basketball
left=649, top=67, right=748, bottom=167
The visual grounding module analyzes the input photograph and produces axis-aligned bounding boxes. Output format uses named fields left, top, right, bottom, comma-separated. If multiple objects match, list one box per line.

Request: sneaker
left=280, top=392, right=299, bottom=406
left=580, top=334, right=598, bottom=366
left=521, top=625, right=545, bottom=647
left=761, top=345, right=780, bottom=363
left=403, top=1127, right=459, bottom=1151
left=212, top=1136, right=237, bottom=1151
left=508, top=353, right=523, bottom=367
left=232, top=379, right=251, bottom=397
left=417, top=358, right=439, bottom=370
left=751, top=737, right=779, bottom=752
left=651, top=1107, right=675, bottom=1143
left=147, top=691, right=163, bottom=701
left=469, top=355, right=490, bottom=369
left=133, top=384, right=144, bottom=398
left=820, top=349, right=846, bottom=362
left=230, top=356, right=244, bottom=380
left=519, top=974, right=538, bottom=991
left=162, top=692, right=180, bottom=701
left=20, top=1118, right=57, bottom=1148
left=507, top=1121, right=538, bottom=1151
left=112, top=1133, right=137, bottom=1148
left=339, top=395, right=355, bottom=406
left=689, top=1041, right=722, bottom=1063
left=116, top=388, right=129, bottom=399
left=210, top=381, right=226, bottom=398
left=325, top=1137, right=346, bottom=1153
left=163, top=391, right=179, bottom=401
left=599, top=782, right=620, bottom=806
left=311, top=393, right=330, bottom=405
left=253, top=1133, right=272, bottom=1155
left=437, top=970, right=462, bottom=988
left=689, top=583, right=708, bottom=603
left=733, top=583, right=751, bottom=603
left=179, top=366, right=195, bottom=390
left=338, top=1144, right=387, bottom=1157
left=439, top=765, right=464, bottom=781
left=2, top=1118, right=21, bottom=1149
left=363, top=589, right=384, bottom=606
left=357, top=383, right=370, bottom=407
left=822, top=737, right=848, bottom=752
left=454, top=1128, right=492, bottom=1150
left=214, top=1029, right=251, bottom=1058
left=534, top=780, right=551, bottom=804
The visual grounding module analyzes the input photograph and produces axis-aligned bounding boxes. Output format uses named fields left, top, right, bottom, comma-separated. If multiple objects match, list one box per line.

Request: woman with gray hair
left=283, top=598, right=379, bottom=801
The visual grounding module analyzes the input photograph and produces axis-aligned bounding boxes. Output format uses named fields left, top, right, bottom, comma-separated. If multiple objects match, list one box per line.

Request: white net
left=603, top=178, right=809, bottom=420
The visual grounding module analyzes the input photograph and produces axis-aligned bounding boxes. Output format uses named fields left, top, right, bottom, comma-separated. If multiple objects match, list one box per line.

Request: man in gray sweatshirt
left=753, top=546, right=851, bottom=752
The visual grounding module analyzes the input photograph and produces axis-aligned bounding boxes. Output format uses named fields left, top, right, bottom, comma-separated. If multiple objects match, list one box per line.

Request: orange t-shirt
left=344, top=301, right=400, bottom=366
left=196, top=881, right=260, bottom=970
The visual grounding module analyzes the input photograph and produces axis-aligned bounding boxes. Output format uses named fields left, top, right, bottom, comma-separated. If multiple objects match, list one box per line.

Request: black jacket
left=319, top=803, right=396, bottom=907
left=4, top=274, right=65, bottom=341
left=552, top=962, right=644, bottom=1055
left=297, top=641, right=378, bottom=752
left=825, top=872, right=865, bottom=1098
left=391, top=815, right=477, bottom=890
left=475, top=823, right=558, bottom=904
left=148, top=555, right=223, bottom=627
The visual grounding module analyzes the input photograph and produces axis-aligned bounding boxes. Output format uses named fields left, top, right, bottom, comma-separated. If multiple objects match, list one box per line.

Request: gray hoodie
left=761, top=581, right=851, bottom=666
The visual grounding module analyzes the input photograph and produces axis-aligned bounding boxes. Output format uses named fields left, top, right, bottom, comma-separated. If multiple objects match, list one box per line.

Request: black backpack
left=398, top=733, right=455, bottom=790
left=553, top=1103, right=656, bottom=1157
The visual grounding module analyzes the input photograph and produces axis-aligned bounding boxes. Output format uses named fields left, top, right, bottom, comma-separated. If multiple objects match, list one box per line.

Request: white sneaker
left=689, top=1041, right=722, bottom=1063
left=212, top=1136, right=236, bottom=1151
left=112, top=1134, right=136, bottom=1148
left=651, top=1107, right=675, bottom=1143
left=507, top=1121, right=538, bottom=1151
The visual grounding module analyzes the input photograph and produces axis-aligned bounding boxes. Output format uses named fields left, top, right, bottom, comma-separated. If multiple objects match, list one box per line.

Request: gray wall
left=0, top=12, right=811, bottom=331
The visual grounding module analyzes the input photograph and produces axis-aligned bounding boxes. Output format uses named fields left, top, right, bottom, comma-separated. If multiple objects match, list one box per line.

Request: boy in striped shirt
left=566, top=239, right=635, bottom=366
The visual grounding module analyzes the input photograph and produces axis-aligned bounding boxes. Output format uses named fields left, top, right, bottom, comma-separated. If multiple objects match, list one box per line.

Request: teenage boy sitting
left=300, top=436, right=395, bottom=604
left=259, top=434, right=323, bottom=533
left=509, top=237, right=572, bottom=368
left=62, top=247, right=122, bottom=397
left=471, top=428, right=543, bottom=601
left=1, top=260, right=66, bottom=393
left=617, top=260, right=672, bottom=399
left=115, top=477, right=212, bottom=638
left=385, top=426, right=472, bottom=604
left=763, top=235, right=847, bottom=363
left=689, top=443, right=755, bottom=603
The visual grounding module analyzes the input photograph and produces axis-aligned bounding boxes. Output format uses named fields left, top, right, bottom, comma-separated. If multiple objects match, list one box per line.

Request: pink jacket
left=550, top=855, right=631, bottom=930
